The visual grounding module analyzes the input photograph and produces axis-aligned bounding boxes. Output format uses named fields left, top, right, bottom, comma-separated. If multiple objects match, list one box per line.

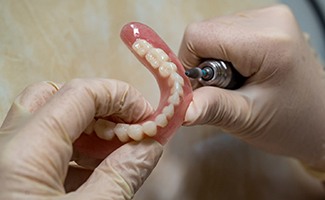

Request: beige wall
left=2, top=1, right=325, bottom=199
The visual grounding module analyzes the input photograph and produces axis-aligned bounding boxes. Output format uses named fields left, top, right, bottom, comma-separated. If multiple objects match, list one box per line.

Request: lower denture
left=73, top=22, right=193, bottom=159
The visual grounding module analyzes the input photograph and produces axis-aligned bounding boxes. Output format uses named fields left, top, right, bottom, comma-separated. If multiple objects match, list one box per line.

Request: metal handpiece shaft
left=185, top=60, right=247, bottom=89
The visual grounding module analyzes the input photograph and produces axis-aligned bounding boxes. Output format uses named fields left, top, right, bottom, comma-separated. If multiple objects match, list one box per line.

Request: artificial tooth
left=127, top=124, right=144, bottom=141
left=162, top=104, right=174, bottom=119
left=155, top=114, right=168, bottom=128
left=145, top=48, right=169, bottom=69
left=84, top=119, right=96, bottom=135
left=171, top=82, right=184, bottom=97
left=114, top=123, right=130, bottom=142
left=94, top=119, right=116, bottom=140
left=169, top=73, right=184, bottom=86
left=142, top=121, right=157, bottom=137
left=132, top=39, right=152, bottom=56
left=168, top=93, right=180, bottom=105
left=159, top=62, right=177, bottom=78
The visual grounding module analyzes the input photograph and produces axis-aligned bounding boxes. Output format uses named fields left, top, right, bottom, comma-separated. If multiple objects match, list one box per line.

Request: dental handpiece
left=185, top=60, right=247, bottom=89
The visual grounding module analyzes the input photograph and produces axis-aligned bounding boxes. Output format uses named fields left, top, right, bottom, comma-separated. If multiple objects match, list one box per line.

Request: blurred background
left=1, top=0, right=325, bottom=199
left=283, top=0, right=324, bottom=62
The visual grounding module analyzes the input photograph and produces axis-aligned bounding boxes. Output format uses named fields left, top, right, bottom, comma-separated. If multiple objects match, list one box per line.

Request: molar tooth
left=159, top=62, right=177, bottom=78
left=84, top=119, right=96, bottom=135
left=127, top=124, right=144, bottom=141
left=169, top=73, right=184, bottom=86
left=162, top=104, right=174, bottom=119
left=145, top=48, right=169, bottom=69
left=132, top=39, right=152, bottom=56
left=94, top=119, right=116, bottom=140
left=155, top=114, right=168, bottom=128
left=168, top=93, right=180, bottom=106
left=114, top=123, right=130, bottom=142
left=171, top=82, right=184, bottom=97
left=142, top=121, right=157, bottom=137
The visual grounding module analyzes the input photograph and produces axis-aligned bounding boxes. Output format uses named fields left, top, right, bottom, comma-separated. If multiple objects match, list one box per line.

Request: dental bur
left=185, top=60, right=247, bottom=89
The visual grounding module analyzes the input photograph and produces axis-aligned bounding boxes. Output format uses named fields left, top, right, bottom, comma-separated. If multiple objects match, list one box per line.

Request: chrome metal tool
left=185, top=60, right=246, bottom=89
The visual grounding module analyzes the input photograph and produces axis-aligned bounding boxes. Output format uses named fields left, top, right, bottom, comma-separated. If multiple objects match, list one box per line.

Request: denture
left=73, top=22, right=193, bottom=159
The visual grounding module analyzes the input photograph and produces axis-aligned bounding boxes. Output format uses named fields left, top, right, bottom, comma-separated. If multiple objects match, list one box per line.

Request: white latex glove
left=0, top=79, right=163, bottom=200
left=179, top=5, right=325, bottom=171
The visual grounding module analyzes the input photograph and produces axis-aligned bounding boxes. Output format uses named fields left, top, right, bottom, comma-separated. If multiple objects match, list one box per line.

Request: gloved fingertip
left=113, top=138, right=163, bottom=193
left=183, top=101, right=200, bottom=126
left=127, top=138, right=163, bottom=170
left=134, top=138, right=163, bottom=154
left=76, top=138, right=164, bottom=198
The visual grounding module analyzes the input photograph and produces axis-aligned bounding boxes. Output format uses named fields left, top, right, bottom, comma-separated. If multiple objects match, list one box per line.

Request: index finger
left=13, top=78, right=154, bottom=166
left=178, top=5, right=296, bottom=77
left=29, top=78, right=152, bottom=143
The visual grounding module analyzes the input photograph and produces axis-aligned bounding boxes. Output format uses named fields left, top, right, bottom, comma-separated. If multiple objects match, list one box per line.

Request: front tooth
left=132, top=39, right=152, bottom=56
left=127, top=124, right=144, bottom=141
left=171, top=82, right=184, bottom=97
left=162, top=104, right=174, bottom=119
left=169, top=73, right=184, bottom=86
left=94, top=119, right=116, bottom=140
left=155, top=114, right=168, bottom=128
left=168, top=93, right=180, bottom=105
left=114, top=123, right=130, bottom=142
left=159, top=62, right=177, bottom=78
left=142, top=121, right=157, bottom=137
left=145, top=48, right=169, bottom=69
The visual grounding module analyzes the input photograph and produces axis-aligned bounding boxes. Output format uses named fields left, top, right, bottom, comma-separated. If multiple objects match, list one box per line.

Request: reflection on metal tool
left=185, top=60, right=247, bottom=89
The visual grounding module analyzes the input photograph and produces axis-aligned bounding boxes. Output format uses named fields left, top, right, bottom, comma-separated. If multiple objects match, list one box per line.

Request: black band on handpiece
left=224, top=62, right=247, bottom=89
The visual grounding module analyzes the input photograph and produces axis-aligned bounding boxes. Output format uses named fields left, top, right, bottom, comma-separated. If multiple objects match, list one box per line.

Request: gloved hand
left=0, top=79, right=163, bottom=199
left=179, top=5, right=325, bottom=171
